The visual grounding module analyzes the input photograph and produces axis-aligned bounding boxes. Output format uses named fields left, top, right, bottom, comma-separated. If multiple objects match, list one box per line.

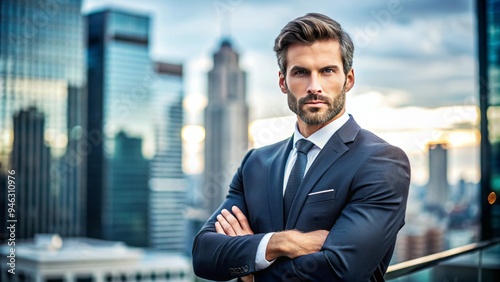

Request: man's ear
left=278, top=71, right=287, bottom=94
left=345, top=68, right=355, bottom=92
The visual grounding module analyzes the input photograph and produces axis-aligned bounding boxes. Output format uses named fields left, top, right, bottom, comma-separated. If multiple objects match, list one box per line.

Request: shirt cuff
left=254, top=232, right=276, bottom=271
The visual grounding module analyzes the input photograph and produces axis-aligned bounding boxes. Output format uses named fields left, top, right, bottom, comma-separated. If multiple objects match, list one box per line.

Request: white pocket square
left=308, top=189, right=335, bottom=196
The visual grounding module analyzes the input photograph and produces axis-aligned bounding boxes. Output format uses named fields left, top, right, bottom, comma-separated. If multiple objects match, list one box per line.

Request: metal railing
left=385, top=237, right=500, bottom=280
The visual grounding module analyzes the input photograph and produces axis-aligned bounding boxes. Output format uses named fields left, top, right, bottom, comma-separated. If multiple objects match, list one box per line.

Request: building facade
left=86, top=9, right=152, bottom=246
left=148, top=62, right=187, bottom=252
left=426, top=142, right=449, bottom=208
left=11, top=108, right=51, bottom=239
left=109, top=131, right=150, bottom=247
left=0, top=235, right=193, bottom=282
left=204, top=39, right=249, bottom=215
left=478, top=0, right=500, bottom=239
left=86, top=9, right=187, bottom=250
left=0, top=0, right=86, bottom=241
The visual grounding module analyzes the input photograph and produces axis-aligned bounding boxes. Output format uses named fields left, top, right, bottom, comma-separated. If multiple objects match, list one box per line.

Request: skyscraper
left=86, top=9, right=187, bottom=250
left=11, top=107, right=51, bottom=239
left=149, top=62, right=187, bottom=252
left=0, top=0, right=86, bottom=239
left=204, top=39, right=249, bottom=215
left=86, top=8, right=152, bottom=245
left=426, top=142, right=449, bottom=208
left=109, top=131, right=149, bottom=247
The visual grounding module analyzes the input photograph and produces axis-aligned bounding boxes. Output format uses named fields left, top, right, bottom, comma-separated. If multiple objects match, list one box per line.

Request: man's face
left=279, top=39, right=354, bottom=126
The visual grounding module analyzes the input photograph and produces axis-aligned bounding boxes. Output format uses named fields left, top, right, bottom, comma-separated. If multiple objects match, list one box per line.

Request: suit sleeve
left=192, top=149, right=266, bottom=281
left=257, top=145, right=411, bottom=281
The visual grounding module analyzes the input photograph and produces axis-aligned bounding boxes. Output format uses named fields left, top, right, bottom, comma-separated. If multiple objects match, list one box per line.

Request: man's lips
left=304, top=101, right=327, bottom=105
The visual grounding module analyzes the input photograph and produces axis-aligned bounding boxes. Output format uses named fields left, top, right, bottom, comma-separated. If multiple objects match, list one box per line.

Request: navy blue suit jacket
left=192, top=116, right=411, bottom=281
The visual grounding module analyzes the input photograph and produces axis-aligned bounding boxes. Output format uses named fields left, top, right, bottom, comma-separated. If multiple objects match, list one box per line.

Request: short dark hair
left=273, top=13, right=354, bottom=75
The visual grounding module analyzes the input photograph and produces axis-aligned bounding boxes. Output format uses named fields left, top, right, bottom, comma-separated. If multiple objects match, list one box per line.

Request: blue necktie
left=284, top=139, right=315, bottom=222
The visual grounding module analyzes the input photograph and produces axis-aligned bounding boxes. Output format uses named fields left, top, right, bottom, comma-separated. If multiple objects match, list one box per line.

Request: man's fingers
left=221, top=209, right=243, bottom=233
left=215, top=207, right=254, bottom=236
left=217, top=214, right=236, bottom=236
left=215, top=221, right=225, bottom=234
left=232, top=206, right=253, bottom=234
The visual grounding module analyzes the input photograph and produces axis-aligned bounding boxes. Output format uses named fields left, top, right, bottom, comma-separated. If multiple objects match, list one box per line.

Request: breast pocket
left=297, top=188, right=338, bottom=231
left=304, top=188, right=336, bottom=205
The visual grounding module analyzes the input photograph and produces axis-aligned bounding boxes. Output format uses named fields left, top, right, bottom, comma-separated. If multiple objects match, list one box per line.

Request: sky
left=82, top=0, right=479, bottom=184
left=82, top=0, right=476, bottom=111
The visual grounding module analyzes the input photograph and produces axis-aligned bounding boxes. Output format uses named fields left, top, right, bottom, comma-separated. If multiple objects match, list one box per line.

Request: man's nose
left=307, top=74, right=322, bottom=94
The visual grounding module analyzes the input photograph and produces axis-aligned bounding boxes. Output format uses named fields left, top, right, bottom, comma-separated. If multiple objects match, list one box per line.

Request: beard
left=287, top=85, right=346, bottom=125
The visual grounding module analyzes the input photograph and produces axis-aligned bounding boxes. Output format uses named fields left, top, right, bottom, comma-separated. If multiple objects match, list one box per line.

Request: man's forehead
left=286, top=40, right=342, bottom=67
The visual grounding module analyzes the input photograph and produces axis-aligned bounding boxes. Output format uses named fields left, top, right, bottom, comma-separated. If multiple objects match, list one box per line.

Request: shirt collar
left=292, top=111, right=350, bottom=150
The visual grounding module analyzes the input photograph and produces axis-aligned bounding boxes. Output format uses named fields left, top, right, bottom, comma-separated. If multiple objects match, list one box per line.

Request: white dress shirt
left=254, top=112, right=350, bottom=270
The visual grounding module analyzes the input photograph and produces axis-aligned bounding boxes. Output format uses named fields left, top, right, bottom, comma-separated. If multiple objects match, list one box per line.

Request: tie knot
left=296, top=139, right=314, bottom=154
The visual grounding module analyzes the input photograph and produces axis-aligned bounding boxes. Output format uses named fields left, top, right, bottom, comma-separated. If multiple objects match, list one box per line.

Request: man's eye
left=323, top=68, right=334, bottom=73
left=294, top=70, right=307, bottom=75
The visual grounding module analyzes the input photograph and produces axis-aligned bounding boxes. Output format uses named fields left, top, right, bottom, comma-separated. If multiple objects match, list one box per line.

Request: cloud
left=83, top=0, right=477, bottom=114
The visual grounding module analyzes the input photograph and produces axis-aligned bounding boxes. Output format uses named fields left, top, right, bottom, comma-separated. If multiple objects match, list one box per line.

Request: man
left=192, top=13, right=410, bottom=281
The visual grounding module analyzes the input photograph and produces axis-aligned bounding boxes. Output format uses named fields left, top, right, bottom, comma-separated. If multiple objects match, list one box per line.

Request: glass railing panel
left=386, top=238, right=500, bottom=281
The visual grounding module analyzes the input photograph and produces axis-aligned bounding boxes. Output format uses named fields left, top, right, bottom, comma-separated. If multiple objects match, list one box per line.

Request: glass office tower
left=87, top=9, right=151, bottom=246
left=87, top=9, right=186, bottom=250
left=478, top=0, right=500, bottom=239
left=0, top=0, right=86, bottom=240
left=149, top=62, right=186, bottom=252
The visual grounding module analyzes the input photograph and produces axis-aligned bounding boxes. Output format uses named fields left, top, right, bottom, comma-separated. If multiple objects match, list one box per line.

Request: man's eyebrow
left=289, top=66, right=309, bottom=72
left=289, top=65, right=341, bottom=71
left=321, top=65, right=340, bottom=70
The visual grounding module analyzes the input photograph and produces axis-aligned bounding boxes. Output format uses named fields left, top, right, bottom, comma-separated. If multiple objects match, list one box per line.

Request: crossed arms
left=192, top=145, right=411, bottom=281
left=216, top=206, right=329, bottom=281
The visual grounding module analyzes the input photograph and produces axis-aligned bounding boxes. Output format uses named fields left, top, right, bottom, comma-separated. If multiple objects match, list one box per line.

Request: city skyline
left=82, top=0, right=475, bottom=110
left=0, top=1, right=497, bottom=280
left=82, top=0, right=479, bottom=186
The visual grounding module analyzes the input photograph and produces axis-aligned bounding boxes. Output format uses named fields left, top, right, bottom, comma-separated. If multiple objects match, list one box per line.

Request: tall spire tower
left=204, top=40, right=249, bottom=215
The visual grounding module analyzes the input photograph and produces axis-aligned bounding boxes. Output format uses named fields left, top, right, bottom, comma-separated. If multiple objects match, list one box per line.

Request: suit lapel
left=285, top=117, right=360, bottom=229
left=267, top=137, right=293, bottom=231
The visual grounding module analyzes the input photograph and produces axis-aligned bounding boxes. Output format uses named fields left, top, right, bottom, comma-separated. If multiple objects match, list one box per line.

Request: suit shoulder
left=356, top=129, right=408, bottom=159
left=357, top=128, right=389, bottom=145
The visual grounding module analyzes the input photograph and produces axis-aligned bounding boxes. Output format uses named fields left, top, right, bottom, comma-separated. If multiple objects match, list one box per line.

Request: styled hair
left=273, top=13, right=354, bottom=76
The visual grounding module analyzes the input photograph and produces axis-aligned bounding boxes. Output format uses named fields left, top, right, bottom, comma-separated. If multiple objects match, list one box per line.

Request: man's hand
left=266, top=229, right=328, bottom=261
left=215, top=206, right=254, bottom=236
left=215, top=206, right=254, bottom=282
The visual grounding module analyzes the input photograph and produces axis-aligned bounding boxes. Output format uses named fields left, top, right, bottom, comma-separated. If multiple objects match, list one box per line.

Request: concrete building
left=203, top=39, right=249, bottom=216
left=0, top=234, right=192, bottom=282
left=426, top=142, right=449, bottom=208
left=396, top=226, right=445, bottom=262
